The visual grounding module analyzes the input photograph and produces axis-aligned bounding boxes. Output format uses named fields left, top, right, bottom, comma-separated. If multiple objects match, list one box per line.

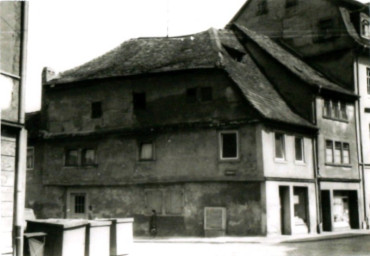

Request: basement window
left=220, top=131, right=239, bottom=160
left=133, top=92, right=146, bottom=110
left=285, top=0, right=297, bottom=8
left=91, top=101, right=102, bottom=119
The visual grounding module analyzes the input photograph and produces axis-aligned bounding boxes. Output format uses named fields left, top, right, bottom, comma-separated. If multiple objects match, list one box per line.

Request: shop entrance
left=293, top=187, right=309, bottom=233
left=333, top=191, right=359, bottom=230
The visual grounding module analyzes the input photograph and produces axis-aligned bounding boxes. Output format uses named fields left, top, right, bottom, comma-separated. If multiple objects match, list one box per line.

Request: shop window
left=82, top=148, right=96, bottom=166
left=139, top=142, right=154, bottom=160
left=275, top=133, right=285, bottom=160
left=257, top=0, right=268, bottom=15
left=367, top=67, right=370, bottom=94
left=220, top=131, right=238, bottom=160
left=65, top=149, right=79, bottom=166
left=91, top=101, right=102, bottom=119
left=325, top=140, right=334, bottom=163
left=285, top=0, right=297, bottom=8
left=186, top=88, right=197, bottom=103
left=133, top=92, right=146, bottom=110
left=295, top=137, right=304, bottom=162
left=200, top=87, right=213, bottom=102
left=27, top=147, right=34, bottom=170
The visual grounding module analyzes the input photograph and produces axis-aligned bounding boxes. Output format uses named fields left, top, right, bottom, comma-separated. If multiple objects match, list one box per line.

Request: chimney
left=41, top=67, right=56, bottom=85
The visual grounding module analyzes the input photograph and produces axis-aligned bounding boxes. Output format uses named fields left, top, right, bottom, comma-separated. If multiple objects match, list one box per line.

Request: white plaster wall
left=261, top=127, right=314, bottom=179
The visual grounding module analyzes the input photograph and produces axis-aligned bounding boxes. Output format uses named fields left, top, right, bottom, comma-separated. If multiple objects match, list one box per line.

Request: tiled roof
left=47, top=29, right=222, bottom=85
left=234, top=24, right=356, bottom=96
left=222, top=55, right=315, bottom=129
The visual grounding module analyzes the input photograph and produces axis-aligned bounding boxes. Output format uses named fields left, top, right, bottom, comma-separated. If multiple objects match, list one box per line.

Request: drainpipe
left=14, top=2, right=29, bottom=256
left=354, top=55, right=368, bottom=229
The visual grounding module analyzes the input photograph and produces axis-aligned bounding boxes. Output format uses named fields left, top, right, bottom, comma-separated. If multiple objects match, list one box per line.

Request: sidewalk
left=135, top=229, right=370, bottom=244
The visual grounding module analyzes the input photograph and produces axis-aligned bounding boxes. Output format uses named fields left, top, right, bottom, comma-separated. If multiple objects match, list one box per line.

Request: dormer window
left=360, top=14, right=370, bottom=39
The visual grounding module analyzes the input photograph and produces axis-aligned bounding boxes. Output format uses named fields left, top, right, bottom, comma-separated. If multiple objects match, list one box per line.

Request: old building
left=26, top=28, right=324, bottom=236
left=1, top=2, right=28, bottom=255
left=229, top=0, right=369, bottom=230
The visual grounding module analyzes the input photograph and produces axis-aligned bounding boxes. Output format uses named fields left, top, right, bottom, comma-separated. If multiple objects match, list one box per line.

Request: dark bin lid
left=24, top=232, right=47, bottom=238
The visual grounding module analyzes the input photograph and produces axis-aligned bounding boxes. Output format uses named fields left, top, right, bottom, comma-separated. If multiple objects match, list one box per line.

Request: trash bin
left=85, top=220, right=111, bottom=256
left=24, top=232, right=46, bottom=256
left=101, top=218, right=134, bottom=256
left=26, top=219, right=88, bottom=256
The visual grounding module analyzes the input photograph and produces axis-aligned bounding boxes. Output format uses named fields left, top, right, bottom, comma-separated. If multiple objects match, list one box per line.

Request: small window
left=334, top=142, right=342, bottom=164
left=257, top=0, right=268, bottom=15
left=323, top=100, right=331, bottom=117
left=27, top=147, right=34, bottom=170
left=367, top=67, right=370, bottom=94
left=295, top=137, right=304, bottom=162
left=325, top=140, right=333, bottom=163
left=275, top=133, right=285, bottom=160
left=186, top=88, right=197, bottom=103
left=139, top=142, right=154, bottom=160
left=65, top=149, right=79, bottom=166
left=91, top=101, right=102, bottom=119
left=361, top=18, right=370, bottom=39
left=74, top=194, right=86, bottom=214
left=285, top=0, right=297, bottom=8
left=332, top=101, right=340, bottom=119
left=82, top=149, right=96, bottom=166
left=342, top=143, right=350, bottom=164
left=133, top=92, right=146, bottom=110
left=200, top=87, right=212, bottom=102
left=323, top=99, right=347, bottom=121
left=340, top=103, right=347, bottom=120
left=220, top=131, right=238, bottom=160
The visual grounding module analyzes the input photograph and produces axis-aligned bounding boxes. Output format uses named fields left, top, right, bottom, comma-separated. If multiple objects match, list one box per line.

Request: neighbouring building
left=229, top=0, right=370, bottom=230
left=1, top=2, right=28, bottom=255
left=26, top=28, right=322, bottom=237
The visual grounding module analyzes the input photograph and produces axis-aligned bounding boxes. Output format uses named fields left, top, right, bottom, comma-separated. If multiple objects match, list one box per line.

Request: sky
left=25, top=0, right=246, bottom=112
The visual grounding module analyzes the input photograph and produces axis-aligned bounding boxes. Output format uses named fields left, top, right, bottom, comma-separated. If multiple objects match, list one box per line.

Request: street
left=132, top=236, right=370, bottom=256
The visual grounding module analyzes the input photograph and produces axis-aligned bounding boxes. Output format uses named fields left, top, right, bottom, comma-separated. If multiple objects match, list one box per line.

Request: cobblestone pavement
left=132, top=236, right=370, bottom=256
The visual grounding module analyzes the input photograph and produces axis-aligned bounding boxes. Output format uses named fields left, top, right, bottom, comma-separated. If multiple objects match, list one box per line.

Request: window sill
left=274, top=158, right=288, bottom=164
left=325, top=163, right=352, bottom=168
left=219, top=157, right=240, bottom=162
left=322, top=116, right=348, bottom=123
left=295, top=161, right=306, bottom=166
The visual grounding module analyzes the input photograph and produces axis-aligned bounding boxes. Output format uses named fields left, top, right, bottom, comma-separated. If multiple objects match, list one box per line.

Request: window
left=325, top=140, right=333, bottom=163
left=285, top=0, right=297, bottom=8
left=317, top=18, right=335, bottom=41
left=323, top=99, right=348, bottom=121
left=133, top=92, right=146, bottom=110
left=186, top=88, right=197, bottom=103
left=325, top=140, right=350, bottom=165
left=65, top=149, right=79, bottom=166
left=82, top=149, right=96, bottom=166
left=91, top=101, right=102, bottom=119
left=200, top=87, right=213, bottom=102
left=257, top=0, right=268, bottom=15
left=139, top=142, right=154, bottom=160
left=145, top=189, right=184, bottom=215
left=220, top=131, right=238, bottom=160
left=275, top=133, right=285, bottom=160
left=27, top=147, right=34, bottom=170
left=295, top=137, right=304, bottom=162
left=367, top=67, right=370, bottom=94
left=361, top=16, right=370, bottom=39
left=74, top=194, right=86, bottom=214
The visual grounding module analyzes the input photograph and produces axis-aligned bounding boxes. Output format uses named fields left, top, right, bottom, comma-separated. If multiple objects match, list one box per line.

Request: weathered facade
left=1, top=2, right=28, bottom=255
left=230, top=0, right=369, bottom=230
left=26, top=28, right=323, bottom=236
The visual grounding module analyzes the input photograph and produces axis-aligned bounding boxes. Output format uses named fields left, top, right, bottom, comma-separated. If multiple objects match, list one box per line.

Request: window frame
left=294, top=137, right=305, bottom=163
left=27, top=146, right=35, bottom=170
left=219, top=131, right=239, bottom=161
left=325, top=140, right=334, bottom=164
left=64, top=148, right=80, bottom=167
left=325, top=139, right=351, bottom=166
left=91, top=101, right=103, bottom=119
left=138, top=141, right=155, bottom=161
left=81, top=148, right=97, bottom=166
left=323, top=99, right=348, bottom=122
left=274, top=132, right=286, bottom=161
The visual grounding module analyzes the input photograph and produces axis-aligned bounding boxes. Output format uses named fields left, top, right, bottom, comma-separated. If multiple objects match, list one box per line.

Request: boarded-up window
left=165, top=191, right=183, bottom=215
left=65, top=149, right=78, bottom=166
left=146, top=190, right=162, bottom=214
left=220, top=132, right=238, bottom=159
left=204, top=207, right=226, bottom=230
left=275, top=133, right=285, bottom=159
